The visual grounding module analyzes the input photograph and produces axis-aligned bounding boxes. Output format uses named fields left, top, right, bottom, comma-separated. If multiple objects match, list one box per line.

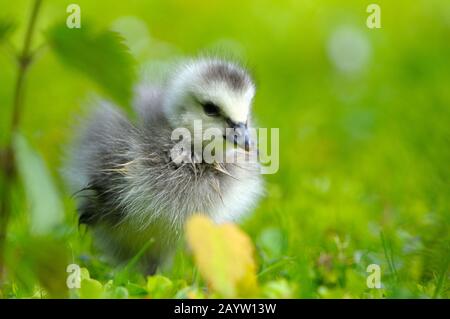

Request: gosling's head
left=163, top=59, right=255, bottom=149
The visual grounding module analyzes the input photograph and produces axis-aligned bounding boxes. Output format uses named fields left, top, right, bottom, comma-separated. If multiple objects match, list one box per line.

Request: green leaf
left=126, top=283, right=148, bottom=297
left=46, top=23, right=136, bottom=107
left=262, top=279, right=295, bottom=298
left=77, top=268, right=104, bottom=298
left=80, top=267, right=91, bottom=281
left=13, top=134, right=64, bottom=235
left=147, top=275, right=174, bottom=298
left=113, top=286, right=129, bottom=299
left=0, top=19, right=15, bottom=43
left=79, top=277, right=104, bottom=299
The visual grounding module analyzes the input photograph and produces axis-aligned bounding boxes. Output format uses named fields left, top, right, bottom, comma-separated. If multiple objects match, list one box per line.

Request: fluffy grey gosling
left=66, top=58, right=264, bottom=273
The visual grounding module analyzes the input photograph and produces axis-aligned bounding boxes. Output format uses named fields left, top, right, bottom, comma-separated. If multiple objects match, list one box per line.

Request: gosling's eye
left=202, top=102, right=221, bottom=117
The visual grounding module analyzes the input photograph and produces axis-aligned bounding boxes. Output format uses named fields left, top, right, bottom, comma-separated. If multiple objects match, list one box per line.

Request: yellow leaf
left=185, top=214, right=258, bottom=297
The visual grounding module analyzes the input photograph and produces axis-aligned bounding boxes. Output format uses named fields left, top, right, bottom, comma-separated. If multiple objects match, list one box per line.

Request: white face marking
left=199, top=82, right=255, bottom=123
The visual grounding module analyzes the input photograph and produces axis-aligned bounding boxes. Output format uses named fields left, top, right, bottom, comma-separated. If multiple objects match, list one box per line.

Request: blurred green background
left=0, top=0, right=449, bottom=298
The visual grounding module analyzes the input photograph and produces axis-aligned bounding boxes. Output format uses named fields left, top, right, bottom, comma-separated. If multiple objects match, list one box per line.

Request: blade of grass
left=432, top=250, right=449, bottom=298
left=380, top=231, right=398, bottom=282
left=114, top=238, right=154, bottom=284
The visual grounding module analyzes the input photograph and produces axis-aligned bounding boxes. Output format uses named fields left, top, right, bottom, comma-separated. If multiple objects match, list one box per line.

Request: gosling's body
left=66, top=59, right=263, bottom=271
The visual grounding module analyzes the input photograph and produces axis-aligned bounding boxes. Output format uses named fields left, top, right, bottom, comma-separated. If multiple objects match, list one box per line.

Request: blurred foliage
left=13, top=133, right=63, bottom=235
left=0, top=0, right=449, bottom=299
left=0, top=19, right=15, bottom=42
left=47, top=24, right=136, bottom=107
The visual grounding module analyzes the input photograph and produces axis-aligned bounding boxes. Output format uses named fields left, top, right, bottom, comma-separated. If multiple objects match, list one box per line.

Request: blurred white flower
left=327, top=26, right=371, bottom=75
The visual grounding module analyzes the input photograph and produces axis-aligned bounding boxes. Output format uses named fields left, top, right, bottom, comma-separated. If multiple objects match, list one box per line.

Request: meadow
left=0, top=0, right=448, bottom=298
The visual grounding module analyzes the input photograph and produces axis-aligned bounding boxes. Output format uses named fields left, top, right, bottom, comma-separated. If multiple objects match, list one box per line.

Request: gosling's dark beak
left=226, top=121, right=250, bottom=151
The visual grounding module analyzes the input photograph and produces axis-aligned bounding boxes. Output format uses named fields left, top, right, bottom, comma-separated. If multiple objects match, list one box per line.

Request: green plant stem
left=0, top=0, right=43, bottom=283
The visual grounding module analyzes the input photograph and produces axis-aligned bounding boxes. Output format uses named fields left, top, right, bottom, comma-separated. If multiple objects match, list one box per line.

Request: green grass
left=0, top=0, right=449, bottom=298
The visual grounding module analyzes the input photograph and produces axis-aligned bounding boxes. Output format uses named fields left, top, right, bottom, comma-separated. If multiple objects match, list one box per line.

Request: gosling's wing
left=64, top=100, right=137, bottom=225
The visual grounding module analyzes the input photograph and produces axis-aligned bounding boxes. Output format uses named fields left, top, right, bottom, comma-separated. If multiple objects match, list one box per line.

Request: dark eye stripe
left=202, top=101, right=221, bottom=117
